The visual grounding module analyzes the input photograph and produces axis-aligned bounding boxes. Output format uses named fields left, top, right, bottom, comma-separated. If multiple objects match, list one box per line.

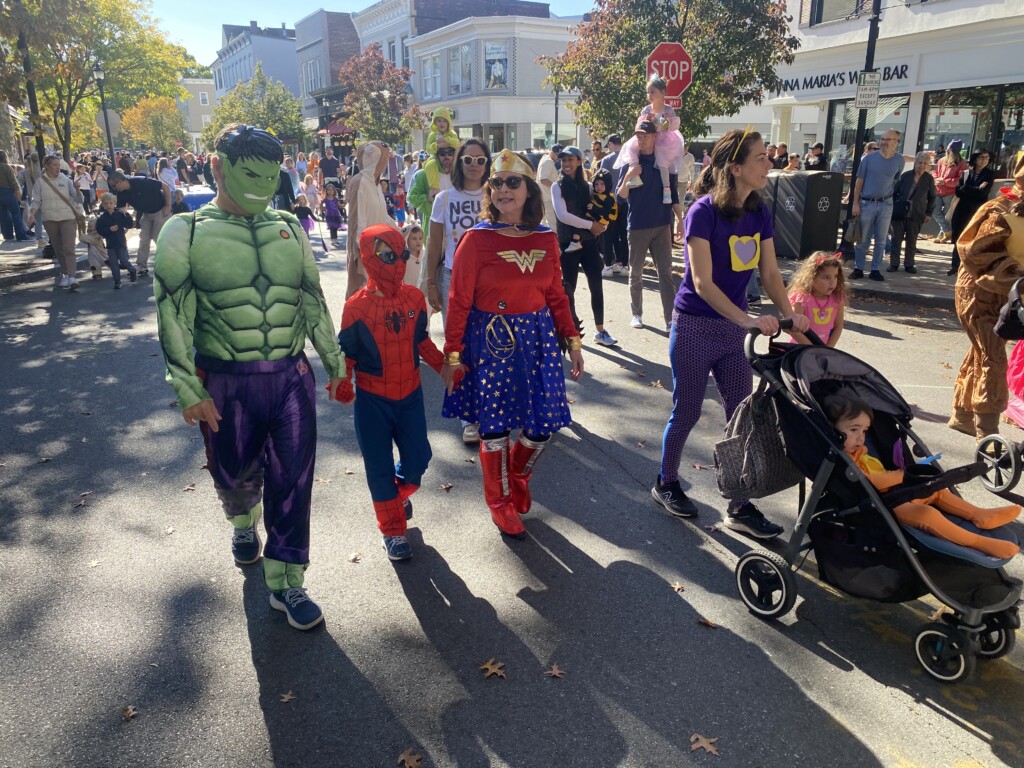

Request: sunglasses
left=488, top=176, right=524, bottom=190
left=437, top=148, right=455, bottom=157
left=461, top=156, right=488, bottom=166
left=376, top=245, right=411, bottom=264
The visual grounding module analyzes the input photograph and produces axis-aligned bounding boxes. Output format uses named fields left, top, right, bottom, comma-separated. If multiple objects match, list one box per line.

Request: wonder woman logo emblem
left=497, top=249, right=546, bottom=273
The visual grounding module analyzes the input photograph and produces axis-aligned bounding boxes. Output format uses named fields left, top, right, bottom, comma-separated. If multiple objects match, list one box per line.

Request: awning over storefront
left=318, top=118, right=351, bottom=136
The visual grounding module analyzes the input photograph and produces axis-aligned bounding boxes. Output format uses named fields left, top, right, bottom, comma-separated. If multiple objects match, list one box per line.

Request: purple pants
left=198, top=353, right=317, bottom=564
left=661, top=311, right=752, bottom=482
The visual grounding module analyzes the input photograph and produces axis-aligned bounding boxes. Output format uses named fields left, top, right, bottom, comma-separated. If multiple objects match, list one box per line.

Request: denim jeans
left=934, top=194, right=954, bottom=235
left=0, top=187, right=27, bottom=240
left=854, top=199, right=894, bottom=272
left=107, top=244, right=135, bottom=284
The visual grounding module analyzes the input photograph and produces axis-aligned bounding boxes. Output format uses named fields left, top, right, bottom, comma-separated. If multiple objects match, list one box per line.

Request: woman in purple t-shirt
left=651, top=129, right=809, bottom=539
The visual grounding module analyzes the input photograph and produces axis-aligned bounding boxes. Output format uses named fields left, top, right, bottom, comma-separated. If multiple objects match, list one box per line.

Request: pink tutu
left=613, top=105, right=685, bottom=174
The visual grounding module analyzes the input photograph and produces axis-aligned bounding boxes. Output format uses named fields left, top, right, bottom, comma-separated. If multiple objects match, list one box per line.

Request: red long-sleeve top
left=443, top=226, right=577, bottom=355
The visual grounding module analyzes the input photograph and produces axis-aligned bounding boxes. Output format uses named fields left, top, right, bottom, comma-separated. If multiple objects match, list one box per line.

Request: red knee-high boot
left=479, top=436, right=526, bottom=538
left=508, top=434, right=548, bottom=515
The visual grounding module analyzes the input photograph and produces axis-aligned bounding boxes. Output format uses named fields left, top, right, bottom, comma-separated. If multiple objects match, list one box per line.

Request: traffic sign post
left=646, top=43, right=693, bottom=109
left=854, top=71, right=881, bottom=110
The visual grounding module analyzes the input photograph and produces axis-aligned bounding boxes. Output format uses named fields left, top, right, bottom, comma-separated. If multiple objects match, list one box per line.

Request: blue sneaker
left=382, top=535, right=412, bottom=561
left=269, top=587, right=324, bottom=630
left=593, top=329, right=618, bottom=346
left=231, top=525, right=262, bottom=565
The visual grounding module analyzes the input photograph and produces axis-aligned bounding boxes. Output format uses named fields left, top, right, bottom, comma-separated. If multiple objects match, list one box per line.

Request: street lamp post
left=93, top=64, right=116, bottom=164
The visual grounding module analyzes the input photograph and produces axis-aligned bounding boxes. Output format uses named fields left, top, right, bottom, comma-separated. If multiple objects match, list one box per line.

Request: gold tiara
left=490, top=149, right=535, bottom=180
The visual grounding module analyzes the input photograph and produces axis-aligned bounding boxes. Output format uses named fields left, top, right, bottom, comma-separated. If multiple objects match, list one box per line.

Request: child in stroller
left=825, top=390, right=1019, bottom=558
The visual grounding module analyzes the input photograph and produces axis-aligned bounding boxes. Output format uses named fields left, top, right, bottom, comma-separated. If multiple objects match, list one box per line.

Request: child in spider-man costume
left=332, top=223, right=459, bottom=561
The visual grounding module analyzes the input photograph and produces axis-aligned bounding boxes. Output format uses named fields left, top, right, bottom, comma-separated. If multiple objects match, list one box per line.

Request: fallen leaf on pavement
left=168, top=401, right=178, bottom=407
left=87, top=560, right=100, bottom=568
left=182, top=483, right=196, bottom=492
left=697, top=617, right=717, bottom=629
left=650, top=380, right=664, bottom=389
left=344, top=468, right=355, bottom=475
left=637, top=441, right=646, bottom=448
left=567, top=397, right=576, bottom=404
left=80, top=491, right=93, bottom=497
left=80, top=411, right=92, bottom=416
left=165, top=526, right=175, bottom=536
left=672, top=582, right=685, bottom=593
left=703, top=524, right=720, bottom=533
left=941, top=362, right=952, bottom=369
left=74, top=499, right=87, bottom=508
left=314, top=477, right=331, bottom=484
left=81, top=437, right=88, bottom=443
left=439, top=482, right=454, bottom=493
left=692, top=463, right=710, bottom=471
left=635, top=370, right=647, bottom=378
left=122, top=706, right=137, bottom=721
left=479, top=658, right=506, bottom=679
left=349, top=552, right=362, bottom=563
left=37, top=457, right=52, bottom=464
left=279, top=690, right=296, bottom=703
left=464, top=457, right=476, bottom=464
left=690, top=733, right=720, bottom=756
left=148, top=663, right=159, bottom=668
left=544, top=663, right=566, bottom=678
left=397, top=748, right=423, bottom=768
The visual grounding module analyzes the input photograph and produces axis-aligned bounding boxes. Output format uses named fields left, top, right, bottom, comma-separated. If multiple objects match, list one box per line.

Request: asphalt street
left=1, top=241, right=1022, bottom=768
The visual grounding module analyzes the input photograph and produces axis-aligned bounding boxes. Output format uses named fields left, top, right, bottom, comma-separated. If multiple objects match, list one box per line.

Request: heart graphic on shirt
left=729, top=234, right=761, bottom=272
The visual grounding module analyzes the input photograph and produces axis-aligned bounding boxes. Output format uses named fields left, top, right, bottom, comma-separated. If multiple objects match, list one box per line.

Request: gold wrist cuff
left=566, top=336, right=583, bottom=351
left=445, top=351, right=462, bottom=365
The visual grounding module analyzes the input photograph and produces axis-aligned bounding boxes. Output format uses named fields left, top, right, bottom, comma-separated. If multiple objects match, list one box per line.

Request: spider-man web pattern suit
left=335, top=224, right=449, bottom=537
left=154, top=126, right=342, bottom=595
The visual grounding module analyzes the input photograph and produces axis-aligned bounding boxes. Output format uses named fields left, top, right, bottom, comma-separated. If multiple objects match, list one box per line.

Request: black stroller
left=730, top=322, right=1022, bottom=683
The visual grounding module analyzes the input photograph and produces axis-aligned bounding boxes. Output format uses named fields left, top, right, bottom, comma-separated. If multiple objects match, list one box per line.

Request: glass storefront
left=922, top=84, right=1024, bottom=177
left=826, top=94, right=911, bottom=172
left=530, top=123, right=575, bottom=150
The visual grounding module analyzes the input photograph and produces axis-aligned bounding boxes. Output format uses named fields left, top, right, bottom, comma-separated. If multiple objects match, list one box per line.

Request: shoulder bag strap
left=41, top=173, right=83, bottom=220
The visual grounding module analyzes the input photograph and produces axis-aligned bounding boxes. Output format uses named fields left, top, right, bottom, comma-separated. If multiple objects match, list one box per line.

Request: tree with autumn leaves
left=541, top=0, right=799, bottom=139
left=200, top=63, right=304, bottom=149
left=122, top=97, right=189, bottom=150
left=337, top=43, right=426, bottom=147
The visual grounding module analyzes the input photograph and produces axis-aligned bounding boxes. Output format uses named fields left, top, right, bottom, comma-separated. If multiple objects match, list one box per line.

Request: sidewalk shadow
left=242, top=570, right=422, bottom=767
left=394, top=529, right=626, bottom=767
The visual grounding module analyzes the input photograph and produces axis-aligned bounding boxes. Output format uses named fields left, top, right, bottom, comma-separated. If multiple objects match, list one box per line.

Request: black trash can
left=771, top=171, right=844, bottom=259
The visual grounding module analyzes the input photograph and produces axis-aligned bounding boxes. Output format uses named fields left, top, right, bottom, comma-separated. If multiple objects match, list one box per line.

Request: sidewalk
left=0, top=232, right=145, bottom=290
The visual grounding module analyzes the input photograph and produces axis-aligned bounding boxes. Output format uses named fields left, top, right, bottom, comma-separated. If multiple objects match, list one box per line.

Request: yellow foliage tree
left=122, top=96, right=188, bottom=151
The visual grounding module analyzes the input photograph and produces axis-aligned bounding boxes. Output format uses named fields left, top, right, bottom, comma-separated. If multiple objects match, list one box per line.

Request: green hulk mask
left=214, top=124, right=285, bottom=215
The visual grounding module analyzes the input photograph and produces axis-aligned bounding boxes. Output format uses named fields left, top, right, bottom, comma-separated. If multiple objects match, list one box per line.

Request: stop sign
left=647, top=42, right=693, bottom=108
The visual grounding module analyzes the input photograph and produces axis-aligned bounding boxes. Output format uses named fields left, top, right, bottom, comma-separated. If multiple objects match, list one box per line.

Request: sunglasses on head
left=488, top=175, right=524, bottom=190
left=437, top=148, right=455, bottom=157
left=461, top=156, right=488, bottom=166
left=376, top=244, right=411, bottom=264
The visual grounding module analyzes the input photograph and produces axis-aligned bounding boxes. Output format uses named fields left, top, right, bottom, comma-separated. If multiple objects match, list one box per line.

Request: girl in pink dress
left=787, top=251, right=848, bottom=347
left=615, top=75, right=686, bottom=204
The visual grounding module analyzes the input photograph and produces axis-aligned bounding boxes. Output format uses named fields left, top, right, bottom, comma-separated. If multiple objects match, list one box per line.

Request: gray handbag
left=714, top=378, right=805, bottom=499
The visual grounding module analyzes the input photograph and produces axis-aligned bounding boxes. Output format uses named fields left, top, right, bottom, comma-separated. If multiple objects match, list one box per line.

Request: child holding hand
left=95, top=192, right=137, bottom=288
left=826, top=391, right=1019, bottom=559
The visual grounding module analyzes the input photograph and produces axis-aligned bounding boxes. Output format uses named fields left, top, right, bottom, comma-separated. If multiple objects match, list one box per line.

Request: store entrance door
left=485, top=125, right=506, bottom=154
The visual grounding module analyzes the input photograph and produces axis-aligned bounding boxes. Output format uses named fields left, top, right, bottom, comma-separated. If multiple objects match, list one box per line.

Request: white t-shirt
left=430, top=186, right=484, bottom=270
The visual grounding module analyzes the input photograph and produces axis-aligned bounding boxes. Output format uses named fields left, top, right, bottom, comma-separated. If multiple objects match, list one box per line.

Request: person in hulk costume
left=154, top=124, right=343, bottom=631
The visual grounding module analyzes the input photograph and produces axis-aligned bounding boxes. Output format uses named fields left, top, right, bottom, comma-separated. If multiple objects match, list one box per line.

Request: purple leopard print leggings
left=660, top=311, right=752, bottom=483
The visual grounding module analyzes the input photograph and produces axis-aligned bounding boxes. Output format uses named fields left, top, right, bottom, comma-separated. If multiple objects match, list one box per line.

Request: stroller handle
left=744, top=318, right=826, bottom=362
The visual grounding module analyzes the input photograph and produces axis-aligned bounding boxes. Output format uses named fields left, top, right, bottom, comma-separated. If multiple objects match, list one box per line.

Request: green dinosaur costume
left=154, top=124, right=342, bottom=631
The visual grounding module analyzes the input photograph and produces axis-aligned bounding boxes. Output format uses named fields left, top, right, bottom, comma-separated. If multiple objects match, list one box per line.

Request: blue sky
left=151, top=0, right=596, bottom=67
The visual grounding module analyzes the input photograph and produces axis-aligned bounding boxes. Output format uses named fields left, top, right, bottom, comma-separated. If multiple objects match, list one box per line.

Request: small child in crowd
left=393, top=182, right=407, bottom=225
left=616, top=75, right=685, bottom=204
left=171, top=189, right=190, bottom=215
left=302, top=174, right=321, bottom=213
left=825, top=391, right=1019, bottom=559
left=322, top=185, right=343, bottom=247
left=81, top=217, right=108, bottom=280
left=403, top=223, right=423, bottom=289
left=292, top=194, right=317, bottom=239
left=424, top=107, right=459, bottom=202
left=95, top=192, right=137, bottom=288
left=564, top=168, right=618, bottom=254
left=380, top=179, right=396, bottom=219
left=788, top=251, right=848, bottom=347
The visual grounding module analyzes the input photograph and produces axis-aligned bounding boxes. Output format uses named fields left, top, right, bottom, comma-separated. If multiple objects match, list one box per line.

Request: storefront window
left=448, top=44, right=472, bottom=96
left=998, top=84, right=1024, bottom=177
left=810, top=0, right=860, bottom=26
left=421, top=54, right=440, bottom=100
left=923, top=84, right=1024, bottom=177
left=827, top=93, right=911, bottom=170
left=530, top=123, right=575, bottom=150
left=484, top=41, right=508, bottom=90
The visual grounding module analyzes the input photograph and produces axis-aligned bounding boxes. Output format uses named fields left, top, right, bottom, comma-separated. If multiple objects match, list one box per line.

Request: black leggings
left=560, top=238, right=605, bottom=327
left=329, top=227, right=339, bottom=239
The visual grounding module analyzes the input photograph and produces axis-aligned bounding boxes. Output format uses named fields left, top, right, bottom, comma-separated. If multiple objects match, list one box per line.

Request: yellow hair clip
left=730, top=124, right=752, bottom=162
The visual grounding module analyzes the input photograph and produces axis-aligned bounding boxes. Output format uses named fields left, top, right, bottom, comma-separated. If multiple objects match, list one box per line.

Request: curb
left=0, top=254, right=91, bottom=289
left=850, top=285, right=954, bottom=310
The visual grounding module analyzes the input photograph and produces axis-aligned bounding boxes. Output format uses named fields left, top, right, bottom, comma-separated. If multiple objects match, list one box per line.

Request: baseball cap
left=551, top=143, right=565, bottom=154
left=558, top=146, right=583, bottom=160
left=635, top=119, right=657, bottom=134
left=606, top=134, right=622, bottom=146
left=812, top=142, right=824, bottom=150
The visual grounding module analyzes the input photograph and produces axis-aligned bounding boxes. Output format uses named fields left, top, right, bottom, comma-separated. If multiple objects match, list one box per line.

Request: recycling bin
left=770, top=171, right=844, bottom=259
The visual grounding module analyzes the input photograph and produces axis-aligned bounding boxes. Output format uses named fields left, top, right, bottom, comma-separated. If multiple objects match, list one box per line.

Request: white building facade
left=712, top=0, right=1024, bottom=176
left=351, top=0, right=414, bottom=71
left=211, top=22, right=300, bottom=101
left=408, top=15, right=581, bottom=152
left=176, top=78, right=217, bottom=152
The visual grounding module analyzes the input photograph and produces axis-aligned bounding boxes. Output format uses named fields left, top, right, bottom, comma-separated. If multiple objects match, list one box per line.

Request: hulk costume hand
left=183, top=399, right=222, bottom=431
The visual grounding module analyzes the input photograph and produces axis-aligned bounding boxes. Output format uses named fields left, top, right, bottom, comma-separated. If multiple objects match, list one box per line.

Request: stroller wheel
left=976, top=435, right=1021, bottom=493
left=914, top=622, right=976, bottom=683
left=735, top=550, right=797, bottom=619
left=977, top=610, right=1019, bottom=660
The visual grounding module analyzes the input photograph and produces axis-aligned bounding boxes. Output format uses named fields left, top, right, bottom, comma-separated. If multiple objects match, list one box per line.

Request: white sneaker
left=59, top=275, right=70, bottom=289
left=67, top=277, right=80, bottom=291
left=462, top=423, right=480, bottom=445
left=601, top=265, right=614, bottom=277
left=630, top=315, right=643, bottom=329
left=565, top=241, right=582, bottom=253
left=612, top=263, right=623, bottom=274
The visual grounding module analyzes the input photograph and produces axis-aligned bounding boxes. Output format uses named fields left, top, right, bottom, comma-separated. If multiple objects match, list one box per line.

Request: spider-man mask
left=360, top=224, right=409, bottom=297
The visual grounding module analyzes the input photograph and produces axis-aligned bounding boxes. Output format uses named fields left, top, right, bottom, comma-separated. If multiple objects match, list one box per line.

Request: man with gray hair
left=108, top=170, right=172, bottom=275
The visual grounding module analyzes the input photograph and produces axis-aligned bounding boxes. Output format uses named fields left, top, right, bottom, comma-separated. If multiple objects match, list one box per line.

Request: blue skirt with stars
left=443, top=307, right=572, bottom=436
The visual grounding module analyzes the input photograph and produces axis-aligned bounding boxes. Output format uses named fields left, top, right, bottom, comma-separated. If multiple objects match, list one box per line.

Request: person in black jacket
left=948, top=148, right=996, bottom=275
left=888, top=152, right=936, bottom=274
left=275, top=167, right=296, bottom=211
left=888, top=151, right=937, bottom=274
left=95, top=192, right=138, bottom=288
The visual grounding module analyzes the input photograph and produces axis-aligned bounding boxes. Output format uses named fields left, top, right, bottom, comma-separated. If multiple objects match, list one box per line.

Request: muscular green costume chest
left=154, top=205, right=341, bottom=409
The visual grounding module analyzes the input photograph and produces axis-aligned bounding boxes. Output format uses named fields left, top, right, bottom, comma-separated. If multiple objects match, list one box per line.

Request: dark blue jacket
left=96, top=209, right=134, bottom=248
left=617, top=152, right=678, bottom=231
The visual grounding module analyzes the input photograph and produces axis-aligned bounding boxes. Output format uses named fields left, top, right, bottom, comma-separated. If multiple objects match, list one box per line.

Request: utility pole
left=841, top=0, right=882, bottom=253
left=17, top=30, right=47, bottom=161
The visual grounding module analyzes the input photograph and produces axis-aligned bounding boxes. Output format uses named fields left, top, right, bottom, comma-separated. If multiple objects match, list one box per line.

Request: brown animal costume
left=344, top=141, right=399, bottom=299
left=951, top=155, right=1024, bottom=439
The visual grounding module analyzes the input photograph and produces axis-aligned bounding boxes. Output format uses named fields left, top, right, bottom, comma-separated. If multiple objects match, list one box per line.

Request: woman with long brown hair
left=440, top=150, right=583, bottom=539
left=652, top=128, right=808, bottom=537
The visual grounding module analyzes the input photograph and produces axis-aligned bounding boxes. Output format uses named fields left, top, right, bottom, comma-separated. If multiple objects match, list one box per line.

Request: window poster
left=484, top=42, right=508, bottom=89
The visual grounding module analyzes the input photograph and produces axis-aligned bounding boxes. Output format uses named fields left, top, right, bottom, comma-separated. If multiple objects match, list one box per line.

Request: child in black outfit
left=95, top=192, right=137, bottom=289
left=292, top=194, right=318, bottom=239
left=171, top=189, right=190, bottom=215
